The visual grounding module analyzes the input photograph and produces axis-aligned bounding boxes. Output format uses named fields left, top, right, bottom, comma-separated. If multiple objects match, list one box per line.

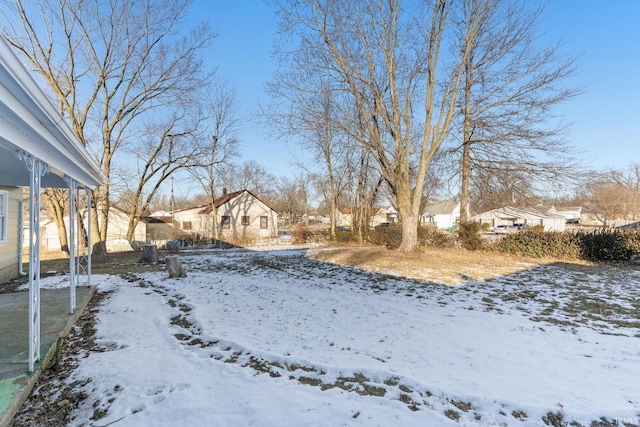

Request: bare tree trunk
left=44, top=189, right=69, bottom=254
left=210, top=192, right=219, bottom=240
left=460, top=60, right=474, bottom=224
left=91, top=187, right=107, bottom=256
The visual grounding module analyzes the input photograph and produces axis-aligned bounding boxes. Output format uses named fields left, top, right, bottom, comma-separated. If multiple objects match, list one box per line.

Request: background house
left=174, top=189, right=279, bottom=242
left=336, top=206, right=398, bottom=229
left=172, top=204, right=211, bottom=236
left=550, top=206, right=582, bottom=223
left=421, top=200, right=463, bottom=229
left=37, top=206, right=148, bottom=252
left=472, top=206, right=566, bottom=232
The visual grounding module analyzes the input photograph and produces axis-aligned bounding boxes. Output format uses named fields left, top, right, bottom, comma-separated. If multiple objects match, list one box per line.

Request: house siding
left=173, top=205, right=210, bottom=237
left=0, top=186, right=22, bottom=282
left=218, top=192, right=277, bottom=241
left=37, top=207, right=147, bottom=252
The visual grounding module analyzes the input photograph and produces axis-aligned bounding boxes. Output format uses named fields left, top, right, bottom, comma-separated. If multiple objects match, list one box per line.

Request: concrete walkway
left=0, top=286, right=94, bottom=427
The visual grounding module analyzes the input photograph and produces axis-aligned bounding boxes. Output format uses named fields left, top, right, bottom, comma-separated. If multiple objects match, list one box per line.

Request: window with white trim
left=0, top=191, right=7, bottom=243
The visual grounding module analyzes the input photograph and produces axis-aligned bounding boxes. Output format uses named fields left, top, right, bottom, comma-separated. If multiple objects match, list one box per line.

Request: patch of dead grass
left=306, top=246, right=592, bottom=286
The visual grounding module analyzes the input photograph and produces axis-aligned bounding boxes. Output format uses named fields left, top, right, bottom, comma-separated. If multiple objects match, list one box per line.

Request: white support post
left=65, top=176, right=77, bottom=314
left=87, top=188, right=92, bottom=286
left=19, top=151, right=48, bottom=373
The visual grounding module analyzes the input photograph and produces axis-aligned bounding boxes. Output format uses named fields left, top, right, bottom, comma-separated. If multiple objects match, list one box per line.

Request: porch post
left=19, top=151, right=48, bottom=372
left=65, top=176, right=77, bottom=314
left=87, top=188, right=92, bottom=286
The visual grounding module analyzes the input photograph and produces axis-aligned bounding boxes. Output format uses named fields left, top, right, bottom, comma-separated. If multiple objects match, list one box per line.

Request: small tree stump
left=140, top=244, right=158, bottom=264
left=166, top=255, right=187, bottom=278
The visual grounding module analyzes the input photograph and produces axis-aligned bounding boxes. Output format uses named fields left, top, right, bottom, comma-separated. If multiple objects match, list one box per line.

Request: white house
left=172, top=203, right=211, bottom=236
left=0, top=36, right=104, bottom=371
left=336, top=206, right=398, bottom=229
left=38, top=206, right=150, bottom=252
left=551, top=206, right=582, bottom=223
left=472, top=206, right=566, bottom=232
left=174, top=189, right=279, bottom=242
left=421, top=200, right=464, bottom=229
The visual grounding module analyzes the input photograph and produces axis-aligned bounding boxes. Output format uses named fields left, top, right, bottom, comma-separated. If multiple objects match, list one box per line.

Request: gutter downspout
left=18, top=198, right=27, bottom=275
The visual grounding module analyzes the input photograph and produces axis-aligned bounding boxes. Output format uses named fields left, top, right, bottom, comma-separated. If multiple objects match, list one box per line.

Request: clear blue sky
left=191, top=0, right=640, bottom=180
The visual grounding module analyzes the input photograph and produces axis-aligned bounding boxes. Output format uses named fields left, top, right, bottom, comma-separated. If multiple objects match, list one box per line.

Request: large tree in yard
left=270, top=0, right=476, bottom=251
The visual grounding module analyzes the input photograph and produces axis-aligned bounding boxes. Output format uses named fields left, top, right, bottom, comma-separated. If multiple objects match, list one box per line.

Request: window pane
left=260, top=216, right=268, bottom=229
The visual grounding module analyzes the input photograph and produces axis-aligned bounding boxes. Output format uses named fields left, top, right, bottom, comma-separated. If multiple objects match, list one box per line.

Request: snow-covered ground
left=29, top=248, right=640, bottom=426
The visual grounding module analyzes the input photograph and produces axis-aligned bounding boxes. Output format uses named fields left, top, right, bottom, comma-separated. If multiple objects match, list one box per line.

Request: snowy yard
left=21, top=248, right=640, bottom=426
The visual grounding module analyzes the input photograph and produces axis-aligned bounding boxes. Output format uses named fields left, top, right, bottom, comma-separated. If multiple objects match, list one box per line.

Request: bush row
left=305, top=222, right=640, bottom=263
left=493, top=228, right=640, bottom=261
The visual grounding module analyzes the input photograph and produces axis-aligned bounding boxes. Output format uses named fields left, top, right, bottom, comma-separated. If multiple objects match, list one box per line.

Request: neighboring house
left=176, top=189, right=279, bottom=242
left=143, top=215, right=174, bottom=243
left=550, top=206, right=582, bottom=223
left=421, top=200, right=465, bottom=229
left=336, top=206, right=398, bottom=229
left=0, top=36, right=104, bottom=371
left=172, top=203, right=211, bottom=236
left=38, top=206, right=149, bottom=252
left=472, top=206, right=566, bottom=232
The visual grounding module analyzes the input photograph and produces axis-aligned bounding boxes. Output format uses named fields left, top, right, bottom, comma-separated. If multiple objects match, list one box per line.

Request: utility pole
left=170, top=176, right=175, bottom=226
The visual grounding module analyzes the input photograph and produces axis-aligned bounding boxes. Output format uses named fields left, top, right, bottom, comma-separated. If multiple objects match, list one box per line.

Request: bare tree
left=265, top=76, right=352, bottom=237
left=270, top=0, right=474, bottom=251
left=273, top=176, right=305, bottom=226
left=2, top=0, right=215, bottom=253
left=455, top=0, right=581, bottom=222
left=218, top=160, right=277, bottom=202
left=188, top=82, right=241, bottom=239
left=470, top=167, right=538, bottom=213
left=117, top=110, right=206, bottom=240
left=580, top=165, right=640, bottom=225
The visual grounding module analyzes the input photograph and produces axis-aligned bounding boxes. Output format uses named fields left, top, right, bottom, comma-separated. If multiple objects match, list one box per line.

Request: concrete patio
left=0, top=286, right=94, bottom=427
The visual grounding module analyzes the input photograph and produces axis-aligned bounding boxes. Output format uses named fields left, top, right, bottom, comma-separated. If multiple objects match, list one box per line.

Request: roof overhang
left=0, top=36, right=105, bottom=189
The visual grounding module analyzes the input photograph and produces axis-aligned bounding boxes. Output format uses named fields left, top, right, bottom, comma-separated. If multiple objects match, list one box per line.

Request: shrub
left=367, top=225, right=402, bottom=249
left=457, top=222, right=483, bottom=251
left=492, top=227, right=640, bottom=262
left=292, top=225, right=329, bottom=244
left=291, top=224, right=306, bottom=244
left=577, top=228, right=640, bottom=261
left=493, top=229, right=582, bottom=259
left=417, top=226, right=453, bottom=248
left=333, top=229, right=359, bottom=243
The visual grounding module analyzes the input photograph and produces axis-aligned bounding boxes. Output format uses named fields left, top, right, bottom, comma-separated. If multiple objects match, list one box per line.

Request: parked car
left=337, top=225, right=350, bottom=232
left=494, top=224, right=518, bottom=234
left=375, top=222, right=391, bottom=229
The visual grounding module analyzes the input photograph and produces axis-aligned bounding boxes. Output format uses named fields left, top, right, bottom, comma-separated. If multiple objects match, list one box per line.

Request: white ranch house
left=472, top=206, right=566, bottom=232
left=421, top=200, right=466, bottom=230
left=172, top=189, right=278, bottom=242
left=336, top=206, right=398, bottom=229
left=36, top=206, right=160, bottom=252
